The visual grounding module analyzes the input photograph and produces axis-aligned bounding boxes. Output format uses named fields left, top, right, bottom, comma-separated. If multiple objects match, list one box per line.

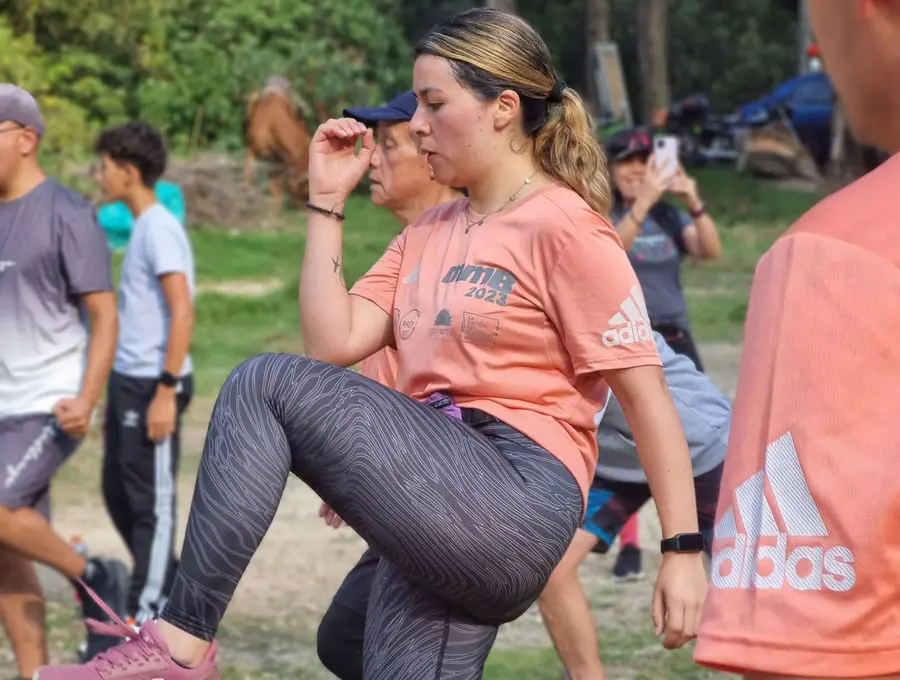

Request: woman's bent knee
left=223, top=353, right=341, bottom=407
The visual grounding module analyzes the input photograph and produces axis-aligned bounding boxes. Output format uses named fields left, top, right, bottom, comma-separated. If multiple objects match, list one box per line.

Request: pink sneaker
left=34, top=583, right=219, bottom=679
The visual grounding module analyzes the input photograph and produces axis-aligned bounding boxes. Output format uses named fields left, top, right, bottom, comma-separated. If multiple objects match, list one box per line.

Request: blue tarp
left=97, top=181, right=186, bottom=250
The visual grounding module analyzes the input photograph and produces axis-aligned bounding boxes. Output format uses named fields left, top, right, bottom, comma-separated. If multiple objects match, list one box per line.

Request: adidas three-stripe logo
left=602, top=284, right=652, bottom=348
left=711, top=431, right=856, bottom=592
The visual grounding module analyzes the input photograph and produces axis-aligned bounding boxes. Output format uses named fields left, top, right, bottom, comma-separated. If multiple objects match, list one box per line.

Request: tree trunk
left=584, top=0, right=611, bottom=116
left=636, top=0, right=669, bottom=125
left=797, top=0, right=813, bottom=74
left=829, top=101, right=847, bottom=174
left=486, top=0, right=516, bottom=13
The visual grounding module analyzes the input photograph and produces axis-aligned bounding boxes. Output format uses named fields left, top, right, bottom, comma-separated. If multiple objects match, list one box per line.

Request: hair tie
left=548, top=80, right=566, bottom=104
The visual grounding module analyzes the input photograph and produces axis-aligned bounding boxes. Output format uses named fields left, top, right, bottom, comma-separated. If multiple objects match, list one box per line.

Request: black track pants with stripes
left=161, top=353, right=583, bottom=679
left=103, top=371, right=194, bottom=622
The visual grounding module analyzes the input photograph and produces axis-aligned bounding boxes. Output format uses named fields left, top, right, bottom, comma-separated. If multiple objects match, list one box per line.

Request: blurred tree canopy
left=0, top=0, right=800, bottom=153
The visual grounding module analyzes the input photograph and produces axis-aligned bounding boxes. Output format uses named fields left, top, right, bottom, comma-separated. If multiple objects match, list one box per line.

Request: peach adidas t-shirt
left=350, top=184, right=661, bottom=500
left=694, top=153, right=900, bottom=677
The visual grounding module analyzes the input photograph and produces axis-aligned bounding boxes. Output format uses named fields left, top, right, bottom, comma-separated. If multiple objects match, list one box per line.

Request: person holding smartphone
left=605, top=127, right=721, bottom=372
left=602, top=126, right=722, bottom=581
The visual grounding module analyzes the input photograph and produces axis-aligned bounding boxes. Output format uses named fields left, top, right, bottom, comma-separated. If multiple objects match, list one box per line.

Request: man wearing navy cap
left=345, top=89, right=418, bottom=124
left=0, top=84, right=128, bottom=676
left=341, top=90, right=461, bottom=225
left=314, top=90, right=463, bottom=680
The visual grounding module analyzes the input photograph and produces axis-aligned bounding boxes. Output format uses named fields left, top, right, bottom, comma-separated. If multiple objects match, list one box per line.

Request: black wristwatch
left=159, top=371, right=179, bottom=388
left=660, top=532, right=705, bottom=554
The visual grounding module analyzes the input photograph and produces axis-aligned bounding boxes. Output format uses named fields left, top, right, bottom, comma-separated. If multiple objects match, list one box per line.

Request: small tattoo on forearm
left=332, top=257, right=345, bottom=284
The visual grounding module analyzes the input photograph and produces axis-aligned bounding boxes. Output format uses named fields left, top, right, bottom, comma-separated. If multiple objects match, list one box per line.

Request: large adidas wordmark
left=602, top=284, right=652, bottom=347
left=711, top=431, right=855, bottom=592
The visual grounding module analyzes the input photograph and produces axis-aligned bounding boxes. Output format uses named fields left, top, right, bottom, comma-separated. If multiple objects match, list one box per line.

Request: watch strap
left=660, top=532, right=705, bottom=554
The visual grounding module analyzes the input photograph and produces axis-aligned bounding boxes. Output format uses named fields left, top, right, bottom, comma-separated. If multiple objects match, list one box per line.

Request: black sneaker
left=611, top=544, right=643, bottom=581
left=75, top=557, right=131, bottom=661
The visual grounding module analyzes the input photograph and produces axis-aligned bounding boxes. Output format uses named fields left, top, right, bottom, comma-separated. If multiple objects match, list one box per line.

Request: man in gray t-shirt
left=93, top=121, right=196, bottom=631
left=0, top=84, right=129, bottom=677
left=538, top=331, right=730, bottom=680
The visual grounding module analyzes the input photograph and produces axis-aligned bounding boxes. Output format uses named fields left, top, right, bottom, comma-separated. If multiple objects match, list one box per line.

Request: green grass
left=485, top=631, right=719, bottom=680
left=676, top=169, right=819, bottom=343
left=688, top=168, right=818, bottom=228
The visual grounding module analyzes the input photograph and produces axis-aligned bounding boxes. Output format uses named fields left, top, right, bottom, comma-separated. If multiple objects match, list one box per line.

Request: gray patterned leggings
left=160, top=353, right=583, bottom=679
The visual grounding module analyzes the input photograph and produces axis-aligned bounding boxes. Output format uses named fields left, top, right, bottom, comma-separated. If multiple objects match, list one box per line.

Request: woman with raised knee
left=37, top=8, right=707, bottom=680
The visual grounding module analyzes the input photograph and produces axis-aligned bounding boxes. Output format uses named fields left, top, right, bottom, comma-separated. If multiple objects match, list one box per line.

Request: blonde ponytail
left=533, top=88, right=611, bottom=215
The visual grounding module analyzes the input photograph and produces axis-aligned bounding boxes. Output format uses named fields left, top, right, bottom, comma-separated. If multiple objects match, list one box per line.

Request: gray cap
left=0, top=84, right=45, bottom=137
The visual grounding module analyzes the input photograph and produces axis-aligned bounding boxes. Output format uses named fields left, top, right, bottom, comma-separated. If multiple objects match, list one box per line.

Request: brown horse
left=243, top=78, right=315, bottom=210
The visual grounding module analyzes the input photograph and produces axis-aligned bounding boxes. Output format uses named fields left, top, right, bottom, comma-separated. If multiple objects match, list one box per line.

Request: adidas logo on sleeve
left=602, top=284, right=652, bottom=347
left=711, top=431, right=856, bottom=593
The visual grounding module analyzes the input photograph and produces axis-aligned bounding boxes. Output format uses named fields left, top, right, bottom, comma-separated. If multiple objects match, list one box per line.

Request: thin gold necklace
left=464, top=170, right=539, bottom=234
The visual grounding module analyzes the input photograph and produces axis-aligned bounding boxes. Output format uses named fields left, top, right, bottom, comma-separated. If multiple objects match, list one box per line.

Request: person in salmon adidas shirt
left=34, top=9, right=706, bottom=680
left=694, top=2, right=900, bottom=679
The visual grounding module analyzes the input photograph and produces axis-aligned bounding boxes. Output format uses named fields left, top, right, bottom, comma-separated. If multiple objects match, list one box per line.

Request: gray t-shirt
left=613, top=203, right=692, bottom=329
left=0, top=179, right=113, bottom=418
left=114, top=204, right=195, bottom=378
left=595, top=331, right=730, bottom=483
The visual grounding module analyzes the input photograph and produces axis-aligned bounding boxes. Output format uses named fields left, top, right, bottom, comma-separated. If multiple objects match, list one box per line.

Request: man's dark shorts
left=581, top=462, right=723, bottom=554
left=0, top=413, right=80, bottom=519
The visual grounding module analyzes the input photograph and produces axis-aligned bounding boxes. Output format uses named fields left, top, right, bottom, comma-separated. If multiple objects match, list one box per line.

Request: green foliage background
left=0, top=0, right=801, bottom=153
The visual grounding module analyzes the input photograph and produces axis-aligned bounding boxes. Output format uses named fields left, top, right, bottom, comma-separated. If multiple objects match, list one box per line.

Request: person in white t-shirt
left=92, top=121, right=196, bottom=636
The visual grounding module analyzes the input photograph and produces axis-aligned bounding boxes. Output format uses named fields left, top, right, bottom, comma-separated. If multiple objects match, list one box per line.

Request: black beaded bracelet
left=306, top=202, right=345, bottom=221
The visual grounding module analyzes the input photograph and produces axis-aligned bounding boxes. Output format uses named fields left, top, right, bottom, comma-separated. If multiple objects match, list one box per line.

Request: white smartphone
left=652, top=135, right=679, bottom=176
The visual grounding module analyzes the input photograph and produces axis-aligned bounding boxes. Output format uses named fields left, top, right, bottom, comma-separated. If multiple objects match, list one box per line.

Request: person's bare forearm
left=608, top=367, right=699, bottom=538
left=80, top=295, right=117, bottom=407
left=299, top=208, right=354, bottom=362
left=684, top=191, right=721, bottom=259
left=693, top=213, right=721, bottom=258
left=627, top=397, right=698, bottom=536
left=162, top=308, right=193, bottom=377
left=614, top=198, right=651, bottom=250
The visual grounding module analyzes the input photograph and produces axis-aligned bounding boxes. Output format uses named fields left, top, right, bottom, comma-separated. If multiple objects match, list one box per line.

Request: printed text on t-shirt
left=441, top=263, right=518, bottom=307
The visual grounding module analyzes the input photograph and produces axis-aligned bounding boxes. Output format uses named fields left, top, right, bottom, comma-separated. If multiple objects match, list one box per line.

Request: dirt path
left=196, top=278, right=283, bottom=297
left=28, top=341, right=742, bottom=676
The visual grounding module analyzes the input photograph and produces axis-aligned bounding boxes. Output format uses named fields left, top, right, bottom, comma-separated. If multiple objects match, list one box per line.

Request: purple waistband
left=422, top=392, right=462, bottom=420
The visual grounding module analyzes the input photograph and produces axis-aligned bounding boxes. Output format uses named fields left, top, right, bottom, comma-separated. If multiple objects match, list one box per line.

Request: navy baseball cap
left=604, top=126, right=653, bottom=162
left=344, top=90, right=417, bottom=125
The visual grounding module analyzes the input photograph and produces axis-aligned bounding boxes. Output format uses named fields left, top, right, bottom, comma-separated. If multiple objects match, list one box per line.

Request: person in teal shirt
left=96, top=180, right=185, bottom=250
